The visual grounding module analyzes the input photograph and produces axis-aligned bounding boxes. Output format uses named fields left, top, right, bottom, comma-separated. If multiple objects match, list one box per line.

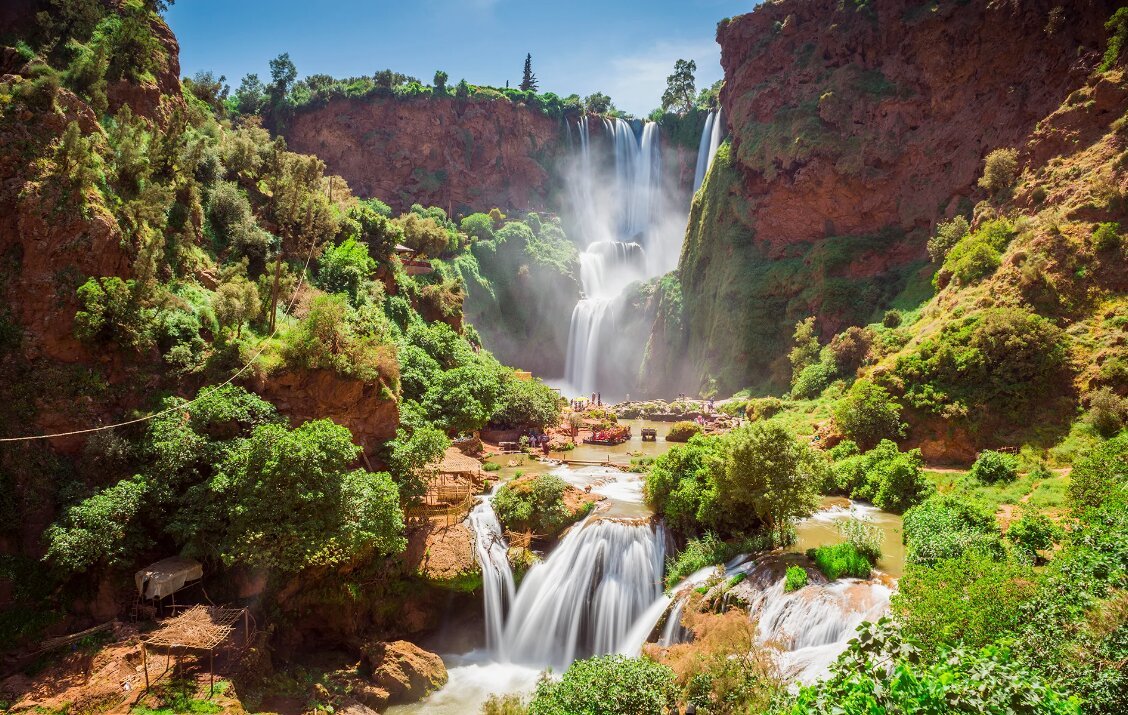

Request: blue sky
left=166, top=0, right=757, bottom=116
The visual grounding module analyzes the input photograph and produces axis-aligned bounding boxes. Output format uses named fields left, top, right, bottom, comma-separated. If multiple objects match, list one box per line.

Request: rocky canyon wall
left=655, top=0, right=1120, bottom=394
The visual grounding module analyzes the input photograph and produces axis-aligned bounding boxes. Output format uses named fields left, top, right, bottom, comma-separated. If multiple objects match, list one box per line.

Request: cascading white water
left=693, top=112, right=716, bottom=192
left=563, top=117, right=666, bottom=397
left=501, top=517, right=666, bottom=670
left=469, top=486, right=516, bottom=658
left=692, top=109, right=725, bottom=193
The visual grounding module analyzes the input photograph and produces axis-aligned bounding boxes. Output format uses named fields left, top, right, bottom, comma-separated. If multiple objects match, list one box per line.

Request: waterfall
left=499, top=518, right=666, bottom=670
left=468, top=488, right=516, bottom=658
left=693, top=112, right=717, bottom=192
left=692, top=109, right=725, bottom=193
left=561, top=117, right=668, bottom=398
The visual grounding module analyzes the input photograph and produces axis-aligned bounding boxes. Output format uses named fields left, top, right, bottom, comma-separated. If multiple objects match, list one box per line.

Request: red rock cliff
left=661, top=0, right=1120, bottom=394
left=282, top=96, right=567, bottom=214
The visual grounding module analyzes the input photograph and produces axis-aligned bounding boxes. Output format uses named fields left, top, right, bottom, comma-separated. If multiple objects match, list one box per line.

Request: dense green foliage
left=666, top=421, right=702, bottom=442
left=789, top=620, right=1080, bottom=714
left=832, top=380, right=905, bottom=449
left=825, top=439, right=932, bottom=513
left=901, top=494, right=1002, bottom=566
left=492, top=474, right=588, bottom=539
left=784, top=565, right=808, bottom=592
left=809, top=542, right=871, bottom=581
left=529, top=655, right=676, bottom=715
left=646, top=424, right=823, bottom=542
left=44, top=386, right=405, bottom=576
left=969, top=449, right=1020, bottom=484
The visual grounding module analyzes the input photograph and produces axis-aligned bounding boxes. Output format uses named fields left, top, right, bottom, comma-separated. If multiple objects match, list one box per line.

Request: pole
left=142, top=644, right=149, bottom=690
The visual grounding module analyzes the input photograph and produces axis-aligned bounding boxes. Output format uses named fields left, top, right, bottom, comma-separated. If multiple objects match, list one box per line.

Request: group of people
left=569, top=393, right=603, bottom=411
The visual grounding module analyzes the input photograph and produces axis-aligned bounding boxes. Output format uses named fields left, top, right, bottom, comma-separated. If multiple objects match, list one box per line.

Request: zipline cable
left=0, top=238, right=321, bottom=443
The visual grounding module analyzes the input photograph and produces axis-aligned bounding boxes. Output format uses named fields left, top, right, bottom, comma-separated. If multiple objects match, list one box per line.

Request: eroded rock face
left=283, top=96, right=565, bottom=213
left=662, top=0, right=1120, bottom=393
left=357, top=640, right=448, bottom=709
left=252, top=369, right=399, bottom=455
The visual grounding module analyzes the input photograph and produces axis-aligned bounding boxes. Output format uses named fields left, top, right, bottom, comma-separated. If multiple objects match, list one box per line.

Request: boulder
left=359, top=640, right=447, bottom=707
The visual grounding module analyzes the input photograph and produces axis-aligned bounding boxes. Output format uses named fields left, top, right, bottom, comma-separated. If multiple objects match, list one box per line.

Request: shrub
left=784, top=564, right=808, bottom=592
left=529, top=655, right=676, bottom=715
left=978, top=148, right=1019, bottom=195
left=318, top=237, right=375, bottom=304
left=790, top=619, right=1082, bottom=714
left=789, top=317, right=821, bottom=383
left=1087, top=387, right=1128, bottom=437
left=828, top=440, right=931, bottom=513
left=927, top=215, right=970, bottom=262
left=664, top=532, right=774, bottom=588
left=809, top=542, right=871, bottom=580
left=893, top=550, right=1037, bottom=656
left=492, top=474, right=579, bottom=539
left=882, top=310, right=903, bottom=329
left=667, top=421, right=703, bottom=442
left=1101, top=7, right=1128, bottom=72
left=1091, top=221, right=1122, bottom=252
left=490, top=376, right=560, bottom=430
left=45, top=477, right=147, bottom=573
left=461, top=213, right=495, bottom=243
left=838, top=518, right=883, bottom=563
left=791, top=358, right=837, bottom=399
left=938, top=218, right=1014, bottom=286
left=1007, top=512, right=1060, bottom=561
left=74, top=276, right=155, bottom=351
left=833, top=380, right=905, bottom=449
left=482, top=694, right=528, bottom=715
left=1067, top=432, right=1128, bottom=514
left=901, top=495, right=1002, bottom=566
left=827, top=327, right=873, bottom=375
left=745, top=397, right=783, bottom=421
left=645, top=435, right=726, bottom=536
left=969, top=450, right=1019, bottom=484
left=282, top=295, right=398, bottom=385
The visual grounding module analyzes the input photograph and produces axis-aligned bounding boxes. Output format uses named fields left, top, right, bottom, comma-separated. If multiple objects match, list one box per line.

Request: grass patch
left=808, top=542, right=872, bottom=580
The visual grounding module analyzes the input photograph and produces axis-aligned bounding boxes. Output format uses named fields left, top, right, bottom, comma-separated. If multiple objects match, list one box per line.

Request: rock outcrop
left=283, top=96, right=566, bottom=214
left=659, top=0, right=1121, bottom=393
left=356, top=640, right=448, bottom=709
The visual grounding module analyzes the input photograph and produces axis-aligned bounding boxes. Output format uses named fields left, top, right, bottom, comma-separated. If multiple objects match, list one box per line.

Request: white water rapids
left=391, top=465, right=895, bottom=713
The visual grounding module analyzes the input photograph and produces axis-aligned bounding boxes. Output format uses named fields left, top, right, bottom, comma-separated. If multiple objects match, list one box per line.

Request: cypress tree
left=520, top=53, right=538, bottom=92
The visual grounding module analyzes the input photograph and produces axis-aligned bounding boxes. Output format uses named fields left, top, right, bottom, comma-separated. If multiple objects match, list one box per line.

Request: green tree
left=268, top=52, right=297, bottom=104
left=978, top=147, right=1019, bottom=195
left=1067, top=432, right=1127, bottom=514
left=833, top=380, right=905, bottom=449
left=661, top=58, right=696, bottom=114
left=212, top=272, right=261, bottom=338
left=969, top=450, right=1019, bottom=484
left=584, top=92, right=612, bottom=114
left=318, top=237, right=375, bottom=304
left=44, top=477, right=147, bottom=574
left=233, top=73, right=265, bottom=115
left=530, top=655, right=676, bottom=715
left=927, top=215, right=970, bottom=262
left=789, top=317, right=820, bottom=386
left=520, top=53, right=538, bottom=92
left=212, top=420, right=405, bottom=571
left=386, top=423, right=449, bottom=504
left=644, top=434, right=726, bottom=535
left=490, top=376, right=561, bottom=430
left=717, top=423, right=823, bottom=541
left=460, top=212, right=495, bottom=243
left=433, top=69, right=449, bottom=92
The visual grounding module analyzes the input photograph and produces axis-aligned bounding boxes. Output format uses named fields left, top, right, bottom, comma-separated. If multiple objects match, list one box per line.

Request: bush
left=489, top=375, right=560, bottom=430
left=791, top=358, right=837, bottom=399
left=318, top=237, right=375, bottom=304
left=666, top=421, right=703, bottom=442
left=828, top=326, right=873, bottom=375
left=927, top=216, right=970, bottom=262
left=282, top=295, right=398, bottom=385
left=492, top=474, right=583, bottom=539
left=482, top=694, right=528, bottom=715
left=1007, top=512, right=1060, bottom=561
left=789, top=620, right=1082, bottom=714
left=833, top=380, right=905, bottom=450
left=893, top=550, right=1037, bottom=656
left=529, top=655, right=676, bottom=715
left=1067, top=432, right=1128, bottom=514
left=645, top=435, right=726, bottom=536
left=1087, top=387, right=1128, bottom=437
left=1091, top=222, right=1122, bottom=252
left=901, top=495, right=1002, bottom=566
left=882, top=310, right=903, bottom=329
left=969, top=450, right=1019, bottom=484
left=828, top=440, right=931, bottom=513
left=809, top=542, right=871, bottom=580
left=461, top=213, right=495, bottom=243
left=838, top=518, right=883, bottom=563
left=978, top=147, right=1019, bottom=195
left=938, top=218, right=1014, bottom=287
left=745, top=397, right=783, bottom=421
left=664, top=532, right=774, bottom=588
left=784, top=564, right=808, bottom=592
left=74, top=276, right=155, bottom=351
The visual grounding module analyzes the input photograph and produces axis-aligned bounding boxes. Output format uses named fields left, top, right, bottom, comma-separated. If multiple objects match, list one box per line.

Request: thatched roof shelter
left=430, top=447, right=481, bottom=476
